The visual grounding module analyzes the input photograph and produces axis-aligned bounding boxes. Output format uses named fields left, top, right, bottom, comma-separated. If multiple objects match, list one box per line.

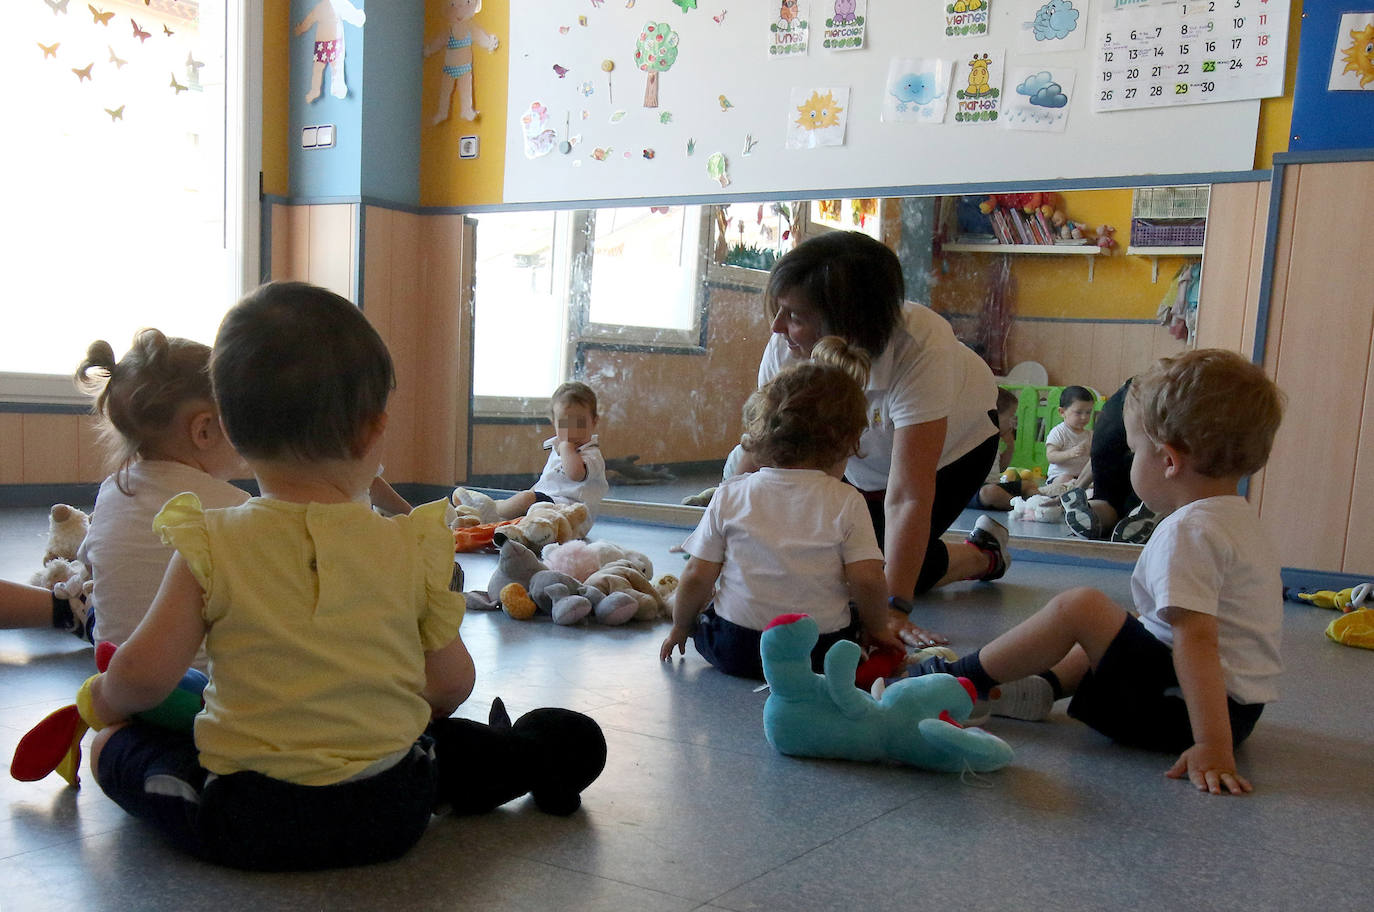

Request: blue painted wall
left=288, top=0, right=366, bottom=198
left=360, top=1, right=423, bottom=206
left=1290, top=3, right=1374, bottom=151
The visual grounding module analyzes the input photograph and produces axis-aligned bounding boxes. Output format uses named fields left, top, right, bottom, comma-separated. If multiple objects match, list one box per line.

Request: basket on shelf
left=1129, top=218, right=1205, bottom=248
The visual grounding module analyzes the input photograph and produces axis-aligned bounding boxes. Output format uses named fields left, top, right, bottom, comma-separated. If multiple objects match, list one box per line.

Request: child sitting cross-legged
left=80, top=282, right=541, bottom=870
left=909, top=349, right=1286, bottom=795
left=660, top=336, right=904, bottom=679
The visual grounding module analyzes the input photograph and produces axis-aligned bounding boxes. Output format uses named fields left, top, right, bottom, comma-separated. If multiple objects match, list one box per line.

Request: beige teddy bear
left=494, top=501, right=591, bottom=551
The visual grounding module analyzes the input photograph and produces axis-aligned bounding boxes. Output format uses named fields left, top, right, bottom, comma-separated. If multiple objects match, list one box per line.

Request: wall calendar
left=1094, top=0, right=1289, bottom=112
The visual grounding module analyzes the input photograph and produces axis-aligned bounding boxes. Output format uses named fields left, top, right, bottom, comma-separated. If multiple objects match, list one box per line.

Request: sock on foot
left=1039, top=670, right=1065, bottom=701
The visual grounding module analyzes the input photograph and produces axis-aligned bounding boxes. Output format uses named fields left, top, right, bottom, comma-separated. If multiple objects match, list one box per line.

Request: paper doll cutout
left=425, top=0, right=500, bottom=123
left=769, top=0, right=809, bottom=56
left=295, top=0, right=367, bottom=103
left=786, top=86, right=848, bottom=148
left=822, top=0, right=865, bottom=51
left=1001, top=67, right=1074, bottom=132
left=945, top=0, right=991, bottom=38
left=1017, top=0, right=1086, bottom=53
left=1330, top=13, right=1374, bottom=91
left=881, top=58, right=953, bottom=124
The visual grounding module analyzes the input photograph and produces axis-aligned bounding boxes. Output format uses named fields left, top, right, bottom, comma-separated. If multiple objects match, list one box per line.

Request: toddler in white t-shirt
left=660, top=337, right=903, bottom=679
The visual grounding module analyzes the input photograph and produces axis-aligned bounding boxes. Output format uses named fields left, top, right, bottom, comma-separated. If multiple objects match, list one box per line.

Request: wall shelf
left=1125, top=245, right=1205, bottom=282
left=943, top=242, right=1105, bottom=282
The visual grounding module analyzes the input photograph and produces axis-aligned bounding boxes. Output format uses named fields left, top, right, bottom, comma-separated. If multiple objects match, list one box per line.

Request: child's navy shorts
left=1068, top=614, right=1263, bottom=753
left=96, top=722, right=438, bottom=871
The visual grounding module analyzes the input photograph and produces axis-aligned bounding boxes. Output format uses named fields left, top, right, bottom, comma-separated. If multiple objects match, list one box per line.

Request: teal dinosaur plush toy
left=760, top=614, right=1014, bottom=774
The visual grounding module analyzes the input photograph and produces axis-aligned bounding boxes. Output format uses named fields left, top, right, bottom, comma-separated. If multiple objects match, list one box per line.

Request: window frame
left=0, top=0, right=262, bottom=407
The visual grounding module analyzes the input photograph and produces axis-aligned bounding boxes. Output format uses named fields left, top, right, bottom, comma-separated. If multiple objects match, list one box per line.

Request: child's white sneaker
left=966, top=675, right=1056, bottom=726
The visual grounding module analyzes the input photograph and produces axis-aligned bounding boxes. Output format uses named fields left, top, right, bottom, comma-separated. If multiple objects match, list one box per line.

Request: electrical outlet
left=459, top=135, right=479, bottom=159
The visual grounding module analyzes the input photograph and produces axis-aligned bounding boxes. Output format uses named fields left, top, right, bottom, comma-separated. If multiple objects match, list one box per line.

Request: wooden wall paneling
left=283, top=203, right=312, bottom=281
left=270, top=203, right=294, bottom=281
left=307, top=204, right=357, bottom=300
left=20, top=415, right=79, bottom=484
left=0, top=414, right=24, bottom=484
left=1347, top=341, right=1374, bottom=574
left=76, top=415, right=106, bottom=484
left=414, top=213, right=466, bottom=485
left=470, top=423, right=546, bottom=476
left=1194, top=181, right=1261, bottom=354
left=1240, top=180, right=1272, bottom=351
left=1259, top=162, right=1374, bottom=571
left=385, top=212, right=422, bottom=483
left=1086, top=322, right=1127, bottom=395
left=362, top=207, right=409, bottom=481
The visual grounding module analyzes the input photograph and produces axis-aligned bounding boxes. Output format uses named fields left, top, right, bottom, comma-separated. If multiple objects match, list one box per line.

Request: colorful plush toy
left=1094, top=223, right=1118, bottom=254
left=10, top=641, right=206, bottom=787
left=760, top=614, right=1014, bottom=773
left=492, top=501, right=592, bottom=551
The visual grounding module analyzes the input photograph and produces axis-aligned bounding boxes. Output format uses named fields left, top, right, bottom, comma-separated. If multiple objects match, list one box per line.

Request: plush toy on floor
left=465, top=540, right=646, bottom=625
left=760, top=614, right=1014, bottom=773
left=1297, top=584, right=1372, bottom=613
left=1009, top=493, right=1064, bottom=523
left=429, top=697, right=606, bottom=816
left=29, top=503, right=94, bottom=641
left=542, top=540, right=671, bottom=622
left=10, top=641, right=206, bottom=787
left=492, top=501, right=592, bottom=551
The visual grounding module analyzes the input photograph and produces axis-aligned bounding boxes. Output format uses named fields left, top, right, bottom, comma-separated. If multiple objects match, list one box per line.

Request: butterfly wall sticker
left=72, top=62, right=93, bottom=82
left=44, top=0, right=71, bottom=15
left=163, top=25, right=174, bottom=37
left=170, top=73, right=188, bottom=94
left=38, top=42, right=60, bottom=59
left=105, top=104, right=124, bottom=121
left=109, top=45, right=127, bottom=68
left=88, top=4, right=113, bottom=26
left=131, top=20, right=151, bottom=43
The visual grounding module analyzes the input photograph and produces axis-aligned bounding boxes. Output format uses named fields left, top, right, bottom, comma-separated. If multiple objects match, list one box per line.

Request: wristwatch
left=888, top=595, right=915, bottom=616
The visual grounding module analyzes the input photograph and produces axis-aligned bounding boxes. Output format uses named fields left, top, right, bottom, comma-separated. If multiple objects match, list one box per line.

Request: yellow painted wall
left=419, top=0, right=509, bottom=207
left=262, top=0, right=290, bottom=196
left=1254, top=0, right=1303, bottom=170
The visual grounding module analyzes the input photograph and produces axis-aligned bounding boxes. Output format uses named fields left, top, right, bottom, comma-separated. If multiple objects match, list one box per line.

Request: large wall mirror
left=464, top=183, right=1208, bottom=549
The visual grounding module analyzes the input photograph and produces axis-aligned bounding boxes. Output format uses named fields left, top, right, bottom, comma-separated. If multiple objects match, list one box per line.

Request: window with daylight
left=1, top=0, right=257, bottom=404
left=469, top=200, right=806, bottom=414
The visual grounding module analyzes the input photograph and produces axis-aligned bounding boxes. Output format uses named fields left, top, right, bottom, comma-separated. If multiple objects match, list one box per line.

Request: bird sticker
left=72, top=62, right=93, bottom=82
left=105, top=104, right=124, bottom=121
left=718, top=94, right=733, bottom=111
left=44, top=0, right=71, bottom=14
left=553, top=63, right=570, bottom=78
left=108, top=45, right=127, bottom=68
left=131, top=20, right=151, bottom=43
left=170, top=72, right=188, bottom=94
left=38, top=42, right=60, bottom=59
left=88, top=4, right=113, bottom=26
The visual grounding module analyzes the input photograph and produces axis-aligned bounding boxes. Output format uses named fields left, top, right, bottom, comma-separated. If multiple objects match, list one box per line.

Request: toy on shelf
left=1094, top=224, right=1118, bottom=254
left=10, top=641, right=207, bottom=787
left=760, top=614, right=1014, bottom=773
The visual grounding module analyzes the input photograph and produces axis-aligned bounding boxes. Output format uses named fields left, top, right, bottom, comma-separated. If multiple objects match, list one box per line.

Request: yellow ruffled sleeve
left=410, top=498, right=465, bottom=651
left=153, top=492, right=214, bottom=597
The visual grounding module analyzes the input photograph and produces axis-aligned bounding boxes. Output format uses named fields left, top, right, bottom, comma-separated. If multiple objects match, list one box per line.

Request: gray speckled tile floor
left=2, top=506, right=1372, bottom=912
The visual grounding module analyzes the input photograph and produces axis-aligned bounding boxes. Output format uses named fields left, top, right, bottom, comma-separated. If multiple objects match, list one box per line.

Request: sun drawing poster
left=1001, top=67, right=1075, bottom=132
left=881, top=58, right=954, bottom=123
left=786, top=86, right=849, bottom=148
left=1329, top=12, right=1374, bottom=91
